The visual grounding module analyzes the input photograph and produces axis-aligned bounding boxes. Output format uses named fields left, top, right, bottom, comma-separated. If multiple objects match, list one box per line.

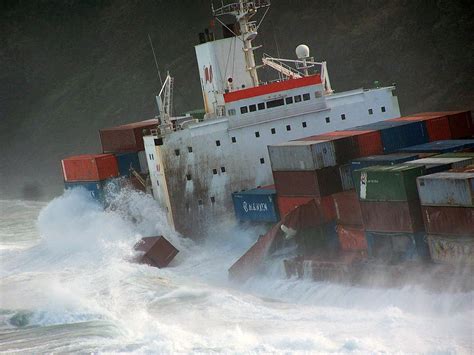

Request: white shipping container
left=417, top=172, right=474, bottom=207
left=268, top=140, right=336, bottom=171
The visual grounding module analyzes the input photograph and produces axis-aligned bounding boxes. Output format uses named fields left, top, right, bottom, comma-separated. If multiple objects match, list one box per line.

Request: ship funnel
left=295, top=44, right=310, bottom=59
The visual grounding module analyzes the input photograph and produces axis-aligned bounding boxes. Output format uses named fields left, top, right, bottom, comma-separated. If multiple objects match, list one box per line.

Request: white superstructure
left=143, top=0, right=400, bottom=237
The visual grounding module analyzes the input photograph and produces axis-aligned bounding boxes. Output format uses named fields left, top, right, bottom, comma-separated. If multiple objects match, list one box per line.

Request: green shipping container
left=353, top=164, right=425, bottom=201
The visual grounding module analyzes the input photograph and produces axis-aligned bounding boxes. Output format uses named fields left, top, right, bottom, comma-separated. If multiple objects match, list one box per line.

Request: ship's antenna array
left=148, top=33, right=163, bottom=87
left=211, top=0, right=271, bottom=87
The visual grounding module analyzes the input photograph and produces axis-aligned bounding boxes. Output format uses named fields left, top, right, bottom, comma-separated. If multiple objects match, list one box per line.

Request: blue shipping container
left=115, top=152, right=141, bottom=176
left=365, top=231, right=429, bottom=263
left=398, top=140, right=474, bottom=154
left=64, top=179, right=121, bottom=205
left=350, top=153, right=419, bottom=175
left=232, top=188, right=280, bottom=222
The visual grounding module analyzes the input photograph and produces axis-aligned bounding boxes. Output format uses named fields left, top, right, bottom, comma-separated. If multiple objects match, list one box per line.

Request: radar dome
left=295, top=44, right=310, bottom=59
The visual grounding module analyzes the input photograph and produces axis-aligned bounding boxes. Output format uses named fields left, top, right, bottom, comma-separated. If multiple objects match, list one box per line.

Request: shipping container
left=353, top=165, right=425, bottom=201
left=389, top=114, right=452, bottom=141
left=277, top=195, right=335, bottom=222
left=61, top=154, right=119, bottom=182
left=134, top=236, right=179, bottom=268
left=398, top=140, right=474, bottom=154
left=417, top=172, right=474, bottom=207
left=325, top=130, right=384, bottom=157
left=121, top=176, right=146, bottom=192
left=435, top=152, right=474, bottom=159
left=336, top=225, right=367, bottom=251
left=232, top=188, right=280, bottom=222
left=427, top=235, right=474, bottom=266
left=268, top=140, right=336, bottom=171
left=297, top=222, right=339, bottom=255
left=406, top=157, right=474, bottom=171
left=449, top=165, right=474, bottom=173
left=352, top=120, right=428, bottom=153
left=350, top=153, right=420, bottom=174
left=365, top=231, right=429, bottom=262
left=115, top=152, right=141, bottom=176
left=137, top=150, right=149, bottom=173
left=273, top=167, right=342, bottom=197
left=407, top=163, right=451, bottom=175
left=338, top=163, right=354, bottom=190
left=415, top=111, right=473, bottom=139
left=422, top=206, right=474, bottom=236
left=64, top=178, right=121, bottom=204
left=301, top=133, right=359, bottom=164
left=360, top=200, right=425, bottom=233
left=332, top=190, right=363, bottom=225
left=100, top=119, right=159, bottom=153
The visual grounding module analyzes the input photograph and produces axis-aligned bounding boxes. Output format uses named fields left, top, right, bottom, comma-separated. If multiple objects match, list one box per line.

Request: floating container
left=100, top=119, right=158, bottom=153
left=338, top=163, right=354, bottom=190
left=64, top=179, right=121, bottom=204
left=232, top=188, right=280, bottom=222
left=268, top=140, right=336, bottom=171
left=422, top=206, right=474, bottom=236
left=134, top=236, right=179, bottom=268
left=352, top=120, right=428, bottom=153
left=360, top=200, right=425, bottom=233
left=115, top=152, right=141, bottom=176
left=332, top=190, right=363, bottom=226
left=302, top=133, right=359, bottom=164
left=417, top=172, right=474, bottom=207
left=273, top=167, right=342, bottom=197
left=121, top=176, right=146, bottom=192
left=138, top=151, right=149, bottom=173
left=350, top=153, right=419, bottom=174
left=398, top=140, right=474, bottom=154
left=427, top=235, right=474, bottom=266
left=390, top=114, right=452, bottom=141
left=276, top=195, right=335, bottom=222
left=353, top=165, right=425, bottom=201
left=336, top=225, right=367, bottom=251
left=365, top=231, right=429, bottom=262
left=61, top=154, right=119, bottom=182
left=328, top=130, right=384, bottom=157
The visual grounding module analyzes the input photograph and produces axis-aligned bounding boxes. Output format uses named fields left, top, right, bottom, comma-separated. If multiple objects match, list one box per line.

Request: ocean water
left=0, top=189, right=472, bottom=353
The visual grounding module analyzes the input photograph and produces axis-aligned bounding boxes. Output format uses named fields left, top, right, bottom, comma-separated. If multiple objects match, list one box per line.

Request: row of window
left=229, top=92, right=315, bottom=116
left=186, top=157, right=267, bottom=182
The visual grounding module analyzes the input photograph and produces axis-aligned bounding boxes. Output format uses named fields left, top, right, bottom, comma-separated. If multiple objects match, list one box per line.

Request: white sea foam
left=0, top=189, right=472, bottom=353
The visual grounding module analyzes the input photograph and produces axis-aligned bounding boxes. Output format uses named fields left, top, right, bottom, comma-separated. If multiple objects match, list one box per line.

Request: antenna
left=148, top=33, right=163, bottom=87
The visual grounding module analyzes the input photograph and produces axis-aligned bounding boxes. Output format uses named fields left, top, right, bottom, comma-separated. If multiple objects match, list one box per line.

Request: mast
left=212, top=0, right=271, bottom=88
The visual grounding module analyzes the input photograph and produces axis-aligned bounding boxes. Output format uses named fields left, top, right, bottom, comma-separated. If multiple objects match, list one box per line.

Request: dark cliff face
left=1, top=0, right=473, bottom=200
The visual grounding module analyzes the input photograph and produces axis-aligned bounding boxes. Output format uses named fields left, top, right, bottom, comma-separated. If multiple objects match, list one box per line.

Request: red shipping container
left=332, top=190, right=363, bottom=225
left=317, top=130, right=384, bottom=157
left=422, top=206, right=474, bottom=236
left=277, top=195, right=335, bottom=222
left=390, top=115, right=452, bottom=141
left=100, top=119, right=158, bottom=153
left=415, top=111, right=473, bottom=139
left=273, top=167, right=342, bottom=197
left=134, top=236, right=179, bottom=268
left=336, top=225, right=368, bottom=251
left=360, top=200, right=425, bottom=233
left=61, top=154, right=119, bottom=182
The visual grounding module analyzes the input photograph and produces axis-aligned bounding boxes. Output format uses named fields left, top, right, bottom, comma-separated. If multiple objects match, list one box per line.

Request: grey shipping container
left=338, top=164, right=354, bottom=190
left=268, top=140, right=336, bottom=171
left=417, top=172, right=474, bottom=207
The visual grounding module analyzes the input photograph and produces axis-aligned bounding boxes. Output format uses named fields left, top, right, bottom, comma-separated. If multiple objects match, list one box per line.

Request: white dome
left=295, top=44, right=310, bottom=59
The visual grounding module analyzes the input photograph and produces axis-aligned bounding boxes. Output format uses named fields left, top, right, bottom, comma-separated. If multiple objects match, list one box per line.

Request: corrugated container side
left=297, top=223, right=339, bottom=255
left=338, top=164, right=354, bottom=190
left=232, top=188, right=280, bottom=222
left=273, top=167, right=342, bottom=197
left=332, top=190, right=363, bottom=225
left=422, top=206, right=474, bottom=236
left=115, top=152, right=141, bottom=176
left=336, top=225, right=367, bottom=251
left=276, top=195, right=335, bottom=222
left=436, top=152, right=474, bottom=158
left=398, top=140, right=474, bottom=154
left=268, top=140, right=336, bottom=171
left=100, top=119, right=158, bottom=153
left=304, top=134, right=359, bottom=164
left=350, top=153, right=419, bottom=174
left=138, top=150, right=149, bottom=173
left=446, top=111, right=474, bottom=138
left=390, top=114, right=452, bottom=141
left=365, top=231, right=429, bottom=262
left=427, top=235, right=474, bottom=266
left=341, top=130, right=384, bottom=157
left=353, top=165, right=425, bottom=202
left=61, top=154, right=119, bottom=182
left=417, top=172, right=474, bottom=207
left=379, top=121, right=428, bottom=153
left=360, top=200, right=425, bottom=233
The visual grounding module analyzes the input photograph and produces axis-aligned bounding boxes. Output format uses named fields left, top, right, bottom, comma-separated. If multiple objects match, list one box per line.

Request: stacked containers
left=404, top=157, right=474, bottom=175
left=61, top=154, right=120, bottom=204
left=232, top=187, right=280, bottom=222
left=417, top=172, right=474, bottom=265
left=414, top=111, right=473, bottom=139
left=353, top=164, right=429, bottom=262
left=398, top=140, right=474, bottom=154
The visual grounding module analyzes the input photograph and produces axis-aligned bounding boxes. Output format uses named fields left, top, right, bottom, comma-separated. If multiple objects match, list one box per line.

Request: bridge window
left=221, top=166, right=226, bottom=173
left=325, top=117, right=330, bottom=123
left=187, top=146, right=193, bottom=153
left=271, top=128, right=276, bottom=134
left=302, top=121, right=307, bottom=128
left=255, top=131, right=260, bottom=138
left=368, top=108, right=373, bottom=115
left=249, top=104, right=257, bottom=112
left=285, top=97, right=293, bottom=104
left=240, top=106, right=248, bottom=114
left=341, top=114, right=346, bottom=120
left=212, top=168, right=217, bottom=175
left=228, top=108, right=236, bottom=116
left=258, top=102, right=265, bottom=110
left=286, top=125, right=291, bottom=131
left=260, top=158, right=265, bottom=164
left=231, top=136, right=236, bottom=143
left=294, top=95, right=302, bottom=103
left=266, top=98, right=285, bottom=109
left=303, top=93, right=310, bottom=101
left=381, top=106, right=386, bottom=112
left=216, top=140, right=221, bottom=146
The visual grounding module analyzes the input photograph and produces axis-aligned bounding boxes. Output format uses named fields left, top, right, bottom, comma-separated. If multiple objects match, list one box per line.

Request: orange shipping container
left=336, top=225, right=368, bottom=251
left=100, top=119, right=159, bottom=153
left=61, top=154, right=119, bottom=182
left=390, top=114, right=452, bottom=142
left=277, top=195, right=335, bottom=223
left=317, top=130, right=384, bottom=157
left=414, top=111, right=473, bottom=139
